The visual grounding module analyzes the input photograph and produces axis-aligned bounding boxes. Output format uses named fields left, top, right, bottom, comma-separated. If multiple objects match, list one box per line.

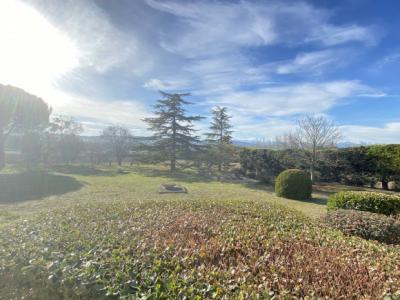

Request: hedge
left=324, top=209, right=400, bottom=244
left=327, top=191, right=400, bottom=215
left=275, top=169, right=312, bottom=200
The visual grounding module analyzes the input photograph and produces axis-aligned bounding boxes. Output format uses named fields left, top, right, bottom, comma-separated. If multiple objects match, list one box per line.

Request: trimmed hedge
left=327, top=191, right=400, bottom=215
left=275, top=169, right=312, bottom=200
left=324, top=209, right=400, bottom=244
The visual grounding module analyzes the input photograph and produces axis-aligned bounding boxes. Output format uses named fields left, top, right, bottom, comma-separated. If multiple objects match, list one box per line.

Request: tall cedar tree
left=205, top=106, right=233, bottom=171
left=143, top=91, right=203, bottom=171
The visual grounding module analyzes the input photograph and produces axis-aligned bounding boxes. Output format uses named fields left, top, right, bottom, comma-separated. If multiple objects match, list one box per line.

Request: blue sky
left=1, top=0, right=400, bottom=143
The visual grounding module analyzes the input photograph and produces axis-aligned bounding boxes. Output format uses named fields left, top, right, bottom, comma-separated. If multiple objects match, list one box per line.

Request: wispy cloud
left=210, top=81, right=376, bottom=116
left=146, top=0, right=380, bottom=57
left=275, top=49, right=351, bottom=75
left=6, top=0, right=391, bottom=142
left=374, top=52, right=400, bottom=69
left=341, top=122, right=400, bottom=144
left=143, top=78, right=191, bottom=91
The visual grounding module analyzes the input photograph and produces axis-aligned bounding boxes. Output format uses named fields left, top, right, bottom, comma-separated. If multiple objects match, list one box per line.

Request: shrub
left=275, top=169, right=312, bottom=200
left=324, top=209, right=400, bottom=244
left=327, top=191, right=400, bottom=215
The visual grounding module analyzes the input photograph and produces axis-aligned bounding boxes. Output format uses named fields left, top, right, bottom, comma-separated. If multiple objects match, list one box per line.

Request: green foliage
left=325, top=209, right=400, bottom=244
left=0, top=84, right=50, bottom=169
left=1, top=168, right=400, bottom=298
left=205, top=106, right=234, bottom=171
left=327, top=191, right=400, bottom=215
left=0, top=84, right=50, bottom=131
left=367, top=144, right=400, bottom=188
left=239, top=148, right=307, bottom=182
left=275, top=169, right=312, bottom=200
left=49, top=116, right=84, bottom=165
left=143, top=91, right=203, bottom=171
left=241, top=145, right=400, bottom=189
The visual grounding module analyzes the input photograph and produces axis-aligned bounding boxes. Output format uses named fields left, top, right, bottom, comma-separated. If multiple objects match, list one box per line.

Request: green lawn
left=1, top=165, right=399, bottom=299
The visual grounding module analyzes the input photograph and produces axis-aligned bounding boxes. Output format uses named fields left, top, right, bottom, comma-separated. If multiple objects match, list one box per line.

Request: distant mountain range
left=71, top=136, right=368, bottom=149
left=232, top=140, right=365, bottom=148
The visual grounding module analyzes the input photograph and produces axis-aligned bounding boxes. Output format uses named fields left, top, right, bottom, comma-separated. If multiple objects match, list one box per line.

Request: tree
left=143, top=91, right=203, bottom=172
left=0, top=84, right=50, bottom=169
left=101, top=126, right=132, bottom=166
left=49, top=116, right=83, bottom=165
left=291, top=115, right=342, bottom=182
left=205, top=106, right=233, bottom=171
left=367, top=145, right=400, bottom=190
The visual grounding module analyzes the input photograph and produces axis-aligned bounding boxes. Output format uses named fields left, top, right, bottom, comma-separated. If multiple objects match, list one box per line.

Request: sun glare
left=0, top=0, right=78, bottom=99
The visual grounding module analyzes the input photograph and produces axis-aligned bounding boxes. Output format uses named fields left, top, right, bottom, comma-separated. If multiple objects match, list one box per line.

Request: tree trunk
left=170, top=155, right=176, bottom=172
left=382, top=179, right=389, bottom=190
left=171, top=116, right=177, bottom=172
left=310, top=164, right=314, bottom=182
left=310, top=145, right=316, bottom=182
left=0, top=129, right=5, bottom=170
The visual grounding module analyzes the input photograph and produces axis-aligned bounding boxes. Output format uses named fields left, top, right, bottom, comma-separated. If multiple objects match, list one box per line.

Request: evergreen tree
left=205, top=106, right=233, bottom=171
left=143, top=91, right=203, bottom=171
left=0, top=84, right=51, bottom=169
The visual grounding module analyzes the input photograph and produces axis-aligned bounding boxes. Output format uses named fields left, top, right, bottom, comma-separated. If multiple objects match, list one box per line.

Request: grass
left=1, top=165, right=400, bottom=299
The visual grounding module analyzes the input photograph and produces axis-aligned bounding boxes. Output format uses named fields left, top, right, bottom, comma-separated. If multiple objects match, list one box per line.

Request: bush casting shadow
left=243, top=181, right=328, bottom=205
left=51, top=165, right=116, bottom=177
left=0, top=172, right=83, bottom=204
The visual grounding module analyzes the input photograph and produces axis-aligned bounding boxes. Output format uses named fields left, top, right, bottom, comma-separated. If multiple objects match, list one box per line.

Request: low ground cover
left=1, top=166, right=400, bottom=299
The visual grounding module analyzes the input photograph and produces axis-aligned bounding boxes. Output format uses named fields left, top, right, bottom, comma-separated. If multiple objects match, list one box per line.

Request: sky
left=0, top=0, right=400, bottom=143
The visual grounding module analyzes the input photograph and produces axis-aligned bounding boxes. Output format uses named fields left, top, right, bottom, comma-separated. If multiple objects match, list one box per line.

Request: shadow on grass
left=51, top=165, right=117, bottom=177
left=134, top=166, right=215, bottom=183
left=0, top=172, right=83, bottom=204
left=243, top=180, right=328, bottom=206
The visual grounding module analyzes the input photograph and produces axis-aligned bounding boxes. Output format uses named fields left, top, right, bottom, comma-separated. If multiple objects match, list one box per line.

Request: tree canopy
left=0, top=84, right=51, bottom=169
left=143, top=91, right=203, bottom=171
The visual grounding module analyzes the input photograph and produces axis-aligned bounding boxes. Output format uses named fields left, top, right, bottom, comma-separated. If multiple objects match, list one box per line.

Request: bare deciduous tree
left=278, top=115, right=342, bottom=182
left=294, top=115, right=341, bottom=181
left=101, top=125, right=132, bottom=166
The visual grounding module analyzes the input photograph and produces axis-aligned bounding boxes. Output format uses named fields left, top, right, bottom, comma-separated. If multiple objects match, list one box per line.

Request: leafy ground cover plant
left=327, top=191, right=400, bottom=215
left=324, top=209, right=400, bottom=244
left=1, top=167, right=400, bottom=299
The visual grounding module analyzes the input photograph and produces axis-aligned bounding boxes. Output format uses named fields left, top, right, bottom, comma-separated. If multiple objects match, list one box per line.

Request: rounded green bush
left=275, top=169, right=312, bottom=200
left=324, top=209, right=400, bottom=244
left=327, top=191, right=400, bottom=215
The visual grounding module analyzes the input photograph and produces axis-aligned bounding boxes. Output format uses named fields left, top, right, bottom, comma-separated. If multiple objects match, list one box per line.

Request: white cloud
left=308, top=24, right=379, bottom=46
left=49, top=90, right=150, bottom=135
left=23, top=0, right=154, bottom=75
left=374, top=52, right=400, bottom=69
left=146, top=0, right=380, bottom=58
left=143, top=78, right=191, bottom=91
left=340, top=123, right=400, bottom=144
left=231, top=116, right=296, bottom=140
left=275, top=49, right=349, bottom=75
left=211, top=80, right=374, bottom=116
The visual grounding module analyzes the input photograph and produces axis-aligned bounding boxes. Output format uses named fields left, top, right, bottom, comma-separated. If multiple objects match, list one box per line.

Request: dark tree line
left=240, top=145, right=400, bottom=189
